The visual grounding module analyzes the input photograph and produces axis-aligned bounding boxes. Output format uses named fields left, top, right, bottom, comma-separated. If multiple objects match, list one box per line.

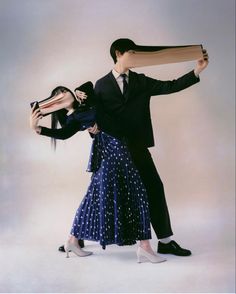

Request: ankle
left=139, top=241, right=155, bottom=254
left=159, top=237, right=172, bottom=244
left=67, top=235, right=80, bottom=246
left=140, top=243, right=151, bottom=250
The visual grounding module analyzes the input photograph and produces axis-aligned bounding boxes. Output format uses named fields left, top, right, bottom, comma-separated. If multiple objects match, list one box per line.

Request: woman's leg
left=67, top=235, right=80, bottom=246
left=137, top=239, right=166, bottom=263
left=139, top=239, right=156, bottom=254
left=64, top=235, right=93, bottom=258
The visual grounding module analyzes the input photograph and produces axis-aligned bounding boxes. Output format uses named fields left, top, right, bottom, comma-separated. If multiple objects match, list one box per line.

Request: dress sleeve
left=146, top=70, right=200, bottom=96
left=40, top=120, right=82, bottom=140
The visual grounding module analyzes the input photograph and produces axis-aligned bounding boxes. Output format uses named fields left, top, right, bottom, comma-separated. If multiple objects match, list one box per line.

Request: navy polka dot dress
left=70, top=131, right=151, bottom=249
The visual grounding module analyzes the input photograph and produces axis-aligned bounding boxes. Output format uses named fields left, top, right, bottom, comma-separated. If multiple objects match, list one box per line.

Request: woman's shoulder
left=73, top=106, right=96, bottom=118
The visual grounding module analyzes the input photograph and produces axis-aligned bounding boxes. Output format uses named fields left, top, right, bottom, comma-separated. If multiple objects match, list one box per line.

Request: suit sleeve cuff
left=191, top=69, right=200, bottom=82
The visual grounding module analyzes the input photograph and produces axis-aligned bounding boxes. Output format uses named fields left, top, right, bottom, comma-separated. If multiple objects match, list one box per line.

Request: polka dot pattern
left=70, top=132, right=151, bottom=249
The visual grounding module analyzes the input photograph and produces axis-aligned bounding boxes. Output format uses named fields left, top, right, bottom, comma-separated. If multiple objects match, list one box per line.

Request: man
left=90, top=38, right=209, bottom=256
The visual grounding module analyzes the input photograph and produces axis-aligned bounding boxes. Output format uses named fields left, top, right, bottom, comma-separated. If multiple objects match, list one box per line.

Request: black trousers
left=127, top=143, right=173, bottom=239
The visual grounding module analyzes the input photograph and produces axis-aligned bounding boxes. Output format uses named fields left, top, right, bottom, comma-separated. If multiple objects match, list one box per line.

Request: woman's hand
left=194, top=49, right=209, bottom=77
left=30, top=103, right=42, bottom=134
left=87, top=123, right=100, bottom=135
left=75, top=90, right=87, bottom=104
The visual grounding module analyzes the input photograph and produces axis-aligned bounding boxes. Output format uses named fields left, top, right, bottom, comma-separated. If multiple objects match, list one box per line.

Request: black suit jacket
left=94, top=70, right=200, bottom=147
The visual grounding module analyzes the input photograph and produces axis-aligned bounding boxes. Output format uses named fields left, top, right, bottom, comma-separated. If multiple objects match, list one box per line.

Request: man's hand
left=87, top=123, right=100, bottom=135
left=194, top=49, right=209, bottom=77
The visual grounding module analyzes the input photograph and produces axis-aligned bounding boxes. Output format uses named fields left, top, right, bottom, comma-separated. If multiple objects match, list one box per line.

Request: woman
left=30, top=84, right=166, bottom=263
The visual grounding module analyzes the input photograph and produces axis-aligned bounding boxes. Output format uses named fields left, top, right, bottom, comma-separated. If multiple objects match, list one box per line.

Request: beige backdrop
left=0, top=0, right=235, bottom=293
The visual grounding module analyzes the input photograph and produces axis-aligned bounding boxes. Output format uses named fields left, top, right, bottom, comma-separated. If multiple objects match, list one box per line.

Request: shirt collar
left=112, top=68, right=129, bottom=80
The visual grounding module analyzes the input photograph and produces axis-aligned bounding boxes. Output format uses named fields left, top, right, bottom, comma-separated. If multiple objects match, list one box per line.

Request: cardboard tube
left=122, top=45, right=203, bottom=68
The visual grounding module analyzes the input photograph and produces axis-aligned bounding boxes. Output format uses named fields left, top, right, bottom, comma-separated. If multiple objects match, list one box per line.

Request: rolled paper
left=121, top=45, right=203, bottom=68
left=30, top=81, right=94, bottom=116
left=30, top=92, right=66, bottom=116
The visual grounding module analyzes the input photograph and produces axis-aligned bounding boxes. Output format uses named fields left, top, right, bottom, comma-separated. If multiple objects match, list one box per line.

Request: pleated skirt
left=70, top=132, right=151, bottom=249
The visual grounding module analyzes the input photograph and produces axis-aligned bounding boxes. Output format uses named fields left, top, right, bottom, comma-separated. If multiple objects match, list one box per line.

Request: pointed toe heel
left=65, top=242, right=93, bottom=258
left=137, top=255, right=149, bottom=263
left=137, top=247, right=166, bottom=263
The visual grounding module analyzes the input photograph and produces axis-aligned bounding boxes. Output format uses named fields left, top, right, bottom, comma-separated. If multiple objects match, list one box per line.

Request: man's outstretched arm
left=148, top=49, right=209, bottom=96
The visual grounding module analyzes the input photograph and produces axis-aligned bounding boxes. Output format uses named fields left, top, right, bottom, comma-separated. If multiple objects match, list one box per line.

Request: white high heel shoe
left=65, top=242, right=93, bottom=258
left=137, top=246, right=166, bottom=263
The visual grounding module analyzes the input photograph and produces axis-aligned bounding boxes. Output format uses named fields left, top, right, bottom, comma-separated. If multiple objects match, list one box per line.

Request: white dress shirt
left=112, top=69, right=129, bottom=94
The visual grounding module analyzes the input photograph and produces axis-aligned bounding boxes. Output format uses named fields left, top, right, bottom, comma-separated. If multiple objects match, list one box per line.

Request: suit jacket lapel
left=107, top=70, right=137, bottom=103
left=108, top=71, right=123, bottom=97
left=127, top=70, right=138, bottom=102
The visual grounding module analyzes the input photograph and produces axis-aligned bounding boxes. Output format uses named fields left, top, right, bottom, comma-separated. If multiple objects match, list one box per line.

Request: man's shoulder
left=129, top=70, right=146, bottom=79
left=95, top=72, right=111, bottom=86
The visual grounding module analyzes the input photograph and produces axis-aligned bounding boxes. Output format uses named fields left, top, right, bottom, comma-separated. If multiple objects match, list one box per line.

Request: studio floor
left=0, top=208, right=234, bottom=293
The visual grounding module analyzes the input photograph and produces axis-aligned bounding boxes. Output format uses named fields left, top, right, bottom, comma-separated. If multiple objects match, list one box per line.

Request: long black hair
left=50, top=86, right=79, bottom=150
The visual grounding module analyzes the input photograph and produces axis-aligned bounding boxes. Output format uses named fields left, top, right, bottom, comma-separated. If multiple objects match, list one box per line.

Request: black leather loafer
left=58, top=239, right=85, bottom=252
left=158, top=240, right=191, bottom=256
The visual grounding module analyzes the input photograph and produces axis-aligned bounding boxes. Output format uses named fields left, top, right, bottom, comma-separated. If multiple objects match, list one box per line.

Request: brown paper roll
left=122, top=45, right=203, bottom=68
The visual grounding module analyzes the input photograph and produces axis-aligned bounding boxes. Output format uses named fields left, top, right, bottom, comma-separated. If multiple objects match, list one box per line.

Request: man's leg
left=128, top=145, right=173, bottom=239
left=128, top=144, right=191, bottom=256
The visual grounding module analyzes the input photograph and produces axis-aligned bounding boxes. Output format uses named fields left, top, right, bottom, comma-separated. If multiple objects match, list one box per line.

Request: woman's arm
left=30, top=103, right=82, bottom=140
left=40, top=122, right=82, bottom=140
left=30, top=103, right=43, bottom=134
left=75, top=90, right=100, bottom=135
